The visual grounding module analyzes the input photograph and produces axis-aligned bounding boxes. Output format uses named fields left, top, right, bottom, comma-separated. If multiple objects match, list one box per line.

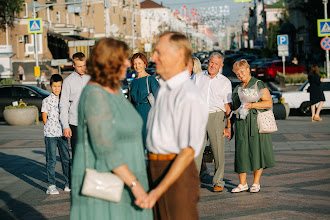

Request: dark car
left=0, top=85, right=50, bottom=118
left=255, top=61, right=307, bottom=81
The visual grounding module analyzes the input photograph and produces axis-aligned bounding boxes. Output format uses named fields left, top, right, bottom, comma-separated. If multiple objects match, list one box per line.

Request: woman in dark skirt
left=308, top=65, right=325, bottom=122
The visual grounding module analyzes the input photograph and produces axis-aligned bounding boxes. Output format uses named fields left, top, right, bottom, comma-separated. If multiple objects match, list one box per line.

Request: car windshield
left=26, top=85, right=50, bottom=96
left=259, top=62, right=272, bottom=67
left=299, top=80, right=309, bottom=91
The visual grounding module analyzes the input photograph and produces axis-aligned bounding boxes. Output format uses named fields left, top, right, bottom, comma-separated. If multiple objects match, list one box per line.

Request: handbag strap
left=84, top=119, right=89, bottom=169
left=146, top=75, right=150, bottom=94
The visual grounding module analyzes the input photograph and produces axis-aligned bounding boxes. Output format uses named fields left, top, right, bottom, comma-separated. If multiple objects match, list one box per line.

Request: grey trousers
left=195, top=110, right=225, bottom=187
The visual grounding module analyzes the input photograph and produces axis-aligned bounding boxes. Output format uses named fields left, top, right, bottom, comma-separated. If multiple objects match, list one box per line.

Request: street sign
left=234, top=0, right=251, bottom=2
left=278, top=45, right=289, bottom=51
left=277, top=35, right=288, bottom=46
left=278, top=50, right=289, bottom=57
left=317, top=19, right=330, bottom=37
left=144, top=43, right=152, bottom=52
left=320, top=37, right=330, bottom=50
left=51, top=59, right=72, bottom=66
left=27, top=18, right=43, bottom=34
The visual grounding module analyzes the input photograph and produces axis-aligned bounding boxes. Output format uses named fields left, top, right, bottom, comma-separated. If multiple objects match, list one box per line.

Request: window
left=80, top=16, right=83, bottom=27
left=123, top=17, right=126, bottom=24
left=113, top=6, right=116, bottom=14
left=23, top=3, right=28, bottom=18
left=321, top=82, right=330, bottom=91
left=56, top=11, right=60, bottom=23
left=12, top=87, right=36, bottom=98
left=0, top=87, right=12, bottom=97
left=24, top=35, right=29, bottom=44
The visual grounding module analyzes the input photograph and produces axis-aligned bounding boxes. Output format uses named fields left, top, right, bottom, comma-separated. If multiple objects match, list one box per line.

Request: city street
left=0, top=114, right=329, bottom=219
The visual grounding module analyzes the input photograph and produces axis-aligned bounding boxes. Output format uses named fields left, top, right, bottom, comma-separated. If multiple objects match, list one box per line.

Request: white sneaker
left=46, top=185, right=59, bottom=195
left=64, top=185, right=71, bottom=192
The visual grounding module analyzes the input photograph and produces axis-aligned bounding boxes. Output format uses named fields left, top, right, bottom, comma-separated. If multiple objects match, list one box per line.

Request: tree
left=0, top=0, right=24, bottom=31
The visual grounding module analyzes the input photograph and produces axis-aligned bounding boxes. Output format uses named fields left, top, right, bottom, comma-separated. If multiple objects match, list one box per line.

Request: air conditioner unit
left=25, top=44, right=35, bottom=55
left=18, top=36, right=24, bottom=43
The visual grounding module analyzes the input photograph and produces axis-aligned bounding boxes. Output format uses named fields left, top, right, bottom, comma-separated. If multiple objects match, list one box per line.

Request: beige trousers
left=194, top=110, right=226, bottom=187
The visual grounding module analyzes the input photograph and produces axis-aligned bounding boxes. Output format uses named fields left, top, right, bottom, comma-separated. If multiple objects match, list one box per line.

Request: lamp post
left=323, top=0, right=330, bottom=78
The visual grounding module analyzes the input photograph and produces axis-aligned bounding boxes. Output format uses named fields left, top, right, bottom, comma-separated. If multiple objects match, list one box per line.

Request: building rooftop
left=141, top=0, right=165, bottom=9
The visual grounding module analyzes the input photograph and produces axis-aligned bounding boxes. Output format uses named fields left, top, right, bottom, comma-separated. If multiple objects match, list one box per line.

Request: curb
left=268, top=81, right=281, bottom=92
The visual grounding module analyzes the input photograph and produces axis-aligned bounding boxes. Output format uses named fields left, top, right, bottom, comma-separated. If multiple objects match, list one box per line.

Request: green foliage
left=0, top=78, right=17, bottom=85
left=278, top=73, right=308, bottom=84
left=0, top=0, right=24, bottom=30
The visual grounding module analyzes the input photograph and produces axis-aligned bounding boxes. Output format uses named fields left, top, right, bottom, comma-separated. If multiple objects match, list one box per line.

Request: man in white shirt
left=60, top=52, right=90, bottom=157
left=193, top=52, right=232, bottom=192
left=138, top=32, right=208, bottom=219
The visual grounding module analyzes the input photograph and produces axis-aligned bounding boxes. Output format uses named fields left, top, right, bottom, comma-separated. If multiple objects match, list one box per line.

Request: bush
left=0, top=78, right=17, bottom=85
left=278, top=72, right=307, bottom=84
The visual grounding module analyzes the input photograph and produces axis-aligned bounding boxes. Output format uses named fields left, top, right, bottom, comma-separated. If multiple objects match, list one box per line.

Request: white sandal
left=250, top=184, right=260, bottom=193
left=231, top=184, right=248, bottom=193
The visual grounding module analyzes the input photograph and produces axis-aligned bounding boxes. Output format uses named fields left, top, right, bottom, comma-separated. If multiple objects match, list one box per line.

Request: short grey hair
left=209, top=52, right=224, bottom=63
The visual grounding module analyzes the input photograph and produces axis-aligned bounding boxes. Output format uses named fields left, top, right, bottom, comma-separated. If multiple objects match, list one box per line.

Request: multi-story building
left=0, top=0, right=141, bottom=79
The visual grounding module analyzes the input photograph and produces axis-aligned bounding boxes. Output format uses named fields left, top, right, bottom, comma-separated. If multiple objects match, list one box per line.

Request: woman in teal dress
left=130, top=53, right=159, bottom=148
left=231, top=59, right=275, bottom=193
left=70, top=39, right=153, bottom=220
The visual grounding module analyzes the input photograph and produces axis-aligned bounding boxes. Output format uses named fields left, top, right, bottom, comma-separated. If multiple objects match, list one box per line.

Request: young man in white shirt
left=193, top=52, right=232, bottom=192
left=60, top=52, right=90, bottom=157
left=137, top=32, right=208, bottom=219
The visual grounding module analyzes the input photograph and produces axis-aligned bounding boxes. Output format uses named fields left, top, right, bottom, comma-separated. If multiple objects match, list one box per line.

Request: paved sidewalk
left=0, top=115, right=330, bottom=219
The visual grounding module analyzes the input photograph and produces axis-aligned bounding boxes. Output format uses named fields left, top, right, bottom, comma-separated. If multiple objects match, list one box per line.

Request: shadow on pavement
left=0, top=191, right=46, bottom=220
left=0, top=152, right=60, bottom=192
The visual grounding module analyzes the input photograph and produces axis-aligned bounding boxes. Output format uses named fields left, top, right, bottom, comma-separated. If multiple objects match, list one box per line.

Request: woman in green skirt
left=231, top=59, right=275, bottom=193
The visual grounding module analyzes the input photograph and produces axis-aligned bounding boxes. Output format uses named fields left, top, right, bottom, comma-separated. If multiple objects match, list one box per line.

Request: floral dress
left=232, top=77, right=275, bottom=173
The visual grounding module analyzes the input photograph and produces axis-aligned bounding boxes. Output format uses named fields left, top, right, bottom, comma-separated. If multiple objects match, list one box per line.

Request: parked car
left=255, top=61, right=307, bottom=81
left=230, top=79, right=282, bottom=104
left=281, top=78, right=330, bottom=115
left=0, top=85, right=50, bottom=118
left=250, top=58, right=273, bottom=76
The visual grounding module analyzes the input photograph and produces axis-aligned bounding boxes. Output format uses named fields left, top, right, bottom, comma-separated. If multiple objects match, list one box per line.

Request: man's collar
left=159, top=70, right=189, bottom=90
left=205, top=70, right=222, bottom=79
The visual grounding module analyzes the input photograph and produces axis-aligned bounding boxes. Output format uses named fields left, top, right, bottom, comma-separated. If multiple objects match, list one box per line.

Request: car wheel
left=299, top=101, right=311, bottom=116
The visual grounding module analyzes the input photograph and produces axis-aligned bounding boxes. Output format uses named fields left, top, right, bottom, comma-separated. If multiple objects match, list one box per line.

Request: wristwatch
left=129, top=179, right=138, bottom=188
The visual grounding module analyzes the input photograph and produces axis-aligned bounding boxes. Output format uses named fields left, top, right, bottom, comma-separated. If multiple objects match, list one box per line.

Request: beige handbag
left=81, top=120, right=124, bottom=202
left=257, top=110, right=278, bottom=134
left=146, top=76, right=155, bottom=106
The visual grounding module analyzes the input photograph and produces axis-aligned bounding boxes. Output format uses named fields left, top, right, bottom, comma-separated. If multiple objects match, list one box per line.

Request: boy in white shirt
left=42, top=74, right=70, bottom=195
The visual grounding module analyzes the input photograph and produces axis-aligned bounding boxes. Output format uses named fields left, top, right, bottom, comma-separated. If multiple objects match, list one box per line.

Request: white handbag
left=81, top=120, right=124, bottom=202
left=257, top=110, right=278, bottom=134
left=146, top=76, right=155, bottom=106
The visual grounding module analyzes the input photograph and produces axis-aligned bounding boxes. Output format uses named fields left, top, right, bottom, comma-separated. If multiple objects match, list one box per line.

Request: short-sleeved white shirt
left=192, top=70, right=232, bottom=113
left=41, top=93, right=63, bottom=137
left=146, top=70, right=209, bottom=157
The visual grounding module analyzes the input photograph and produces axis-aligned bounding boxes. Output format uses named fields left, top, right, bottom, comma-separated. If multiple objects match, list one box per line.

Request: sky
left=145, top=0, right=278, bottom=26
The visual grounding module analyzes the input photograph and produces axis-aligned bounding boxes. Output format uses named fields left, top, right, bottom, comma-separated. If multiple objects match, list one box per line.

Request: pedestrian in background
left=308, top=64, right=326, bottom=122
left=192, top=56, right=203, bottom=76
left=60, top=52, right=90, bottom=157
left=140, top=32, right=208, bottom=220
left=130, top=53, right=159, bottom=150
left=18, top=65, right=24, bottom=82
left=41, top=74, right=70, bottom=195
left=231, top=59, right=275, bottom=193
left=193, top=52, right=232, bottom=192
left=70, top=38, right=152, bottom=220
left=40, top=72, right=47, bottom=90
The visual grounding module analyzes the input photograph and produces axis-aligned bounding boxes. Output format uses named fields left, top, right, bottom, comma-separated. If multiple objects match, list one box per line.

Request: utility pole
left=33, top=6, right=39, bottom=68
left=132, top=1, right=135, bottom=52
left=104, top=0, right=111, bottom=37
left=323, top=0, right=330, bottom=78
left=262, top=0, right=267, bottom=48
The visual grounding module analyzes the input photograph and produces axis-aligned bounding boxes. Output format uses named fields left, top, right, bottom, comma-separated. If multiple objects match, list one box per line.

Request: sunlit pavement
left=0, top=115, right=329, bottom=219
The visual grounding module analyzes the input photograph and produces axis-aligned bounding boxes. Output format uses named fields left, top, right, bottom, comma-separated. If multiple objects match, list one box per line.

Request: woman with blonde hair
left=192, top=56, right=202, bottom=77
left=308, top=64, right=325, bottom=121
left=231, top=59, right=275, bottom=193
left=70, top=38, right=152, bottom=220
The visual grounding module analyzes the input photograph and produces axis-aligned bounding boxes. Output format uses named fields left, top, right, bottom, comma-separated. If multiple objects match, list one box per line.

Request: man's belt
left=149, top=153, right=177, bottom=161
